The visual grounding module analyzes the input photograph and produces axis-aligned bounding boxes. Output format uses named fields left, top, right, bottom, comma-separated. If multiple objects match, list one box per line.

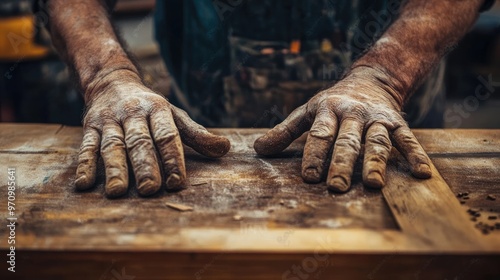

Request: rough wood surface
left=416, top=130, right=500, bottom=235
left=0, top=124, right=499, bottom=279
left=0, top=124, right=398, bottom=238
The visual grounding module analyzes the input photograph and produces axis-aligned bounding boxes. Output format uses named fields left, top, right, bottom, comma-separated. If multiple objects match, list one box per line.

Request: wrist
left=84, top=68, right=142, bottom=106
left=346, top=65, right=406, bottom=110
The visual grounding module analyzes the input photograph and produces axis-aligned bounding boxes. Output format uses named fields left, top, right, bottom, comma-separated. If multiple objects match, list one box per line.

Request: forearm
left=46, top=0, right=141, bottom=104
left=352, top=0, right=485, bottom=107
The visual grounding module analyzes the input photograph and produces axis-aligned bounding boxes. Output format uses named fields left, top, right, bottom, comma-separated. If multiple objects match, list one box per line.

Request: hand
left=74, top=72, right=230, bottom=197
left=254, top=66, right=432, bottom=192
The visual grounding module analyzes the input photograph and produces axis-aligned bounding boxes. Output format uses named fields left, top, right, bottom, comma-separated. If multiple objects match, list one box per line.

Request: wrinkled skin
left=254, top=67, right=431, bottom=192
left=46, top=0, right=230, bottom=197
left=75, top=71, right=230, bottom=197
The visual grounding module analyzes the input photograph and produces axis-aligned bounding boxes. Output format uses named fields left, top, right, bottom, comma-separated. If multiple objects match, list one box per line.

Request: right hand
left=75, top=71, right=230, bottom=197
left=254, top=66, right=432, bottom=192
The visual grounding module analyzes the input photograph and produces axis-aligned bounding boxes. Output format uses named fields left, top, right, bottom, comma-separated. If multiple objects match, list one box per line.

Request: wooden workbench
left=0, top=124, right=499, bottom=279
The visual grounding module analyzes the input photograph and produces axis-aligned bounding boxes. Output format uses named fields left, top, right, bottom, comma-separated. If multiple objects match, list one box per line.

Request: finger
left=100, top=123, right=129, bottom=197
left=123, top=117, right=162, bottom=196
left=171, top=106, right=230, bottom=158
left=362, top=123, right=392, bottom=189
left=392, top=126, right=432, bottom=179
left=301, top=108, right=338, bottom=183
left=150, top=109, right=187, bottom=191
left=254, top=105, right=313, bottom=155
left=327, top=119, right=363, bottom=192
left=75, top=127, right=100, bottom=190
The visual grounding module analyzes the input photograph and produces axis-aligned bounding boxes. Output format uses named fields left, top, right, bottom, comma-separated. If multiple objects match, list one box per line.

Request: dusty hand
left=75, top=73, right=230, bottom=197
left=254, top=67, right=432, bottom=192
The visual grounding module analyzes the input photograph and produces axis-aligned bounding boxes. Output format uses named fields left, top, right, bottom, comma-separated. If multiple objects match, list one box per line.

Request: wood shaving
left=165, top=202, right=193, bottom=212
left=191, top=182, right=208, bottom=186
left=233, top=215, right=242, bottom=221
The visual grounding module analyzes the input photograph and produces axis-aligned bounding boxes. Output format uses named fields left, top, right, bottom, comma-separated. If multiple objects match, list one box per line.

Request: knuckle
left=336, top=132, right=362, bottom=150
left=309, top=123, right=334, bottom=140
left=366, top=149, right=389, bottom=164
left=83, top=112, right=101, bottom=128
left=120, top=108, right=146, bottom=123
left=174, top=107, right=189, bottom=117
left=101, top=134, right=125, bottom=151
left=398, top=133, right=419, bottom=147
left=367, top=132, right=391, bottom=148
left=303, top=155, right=324, bottom=169
left=80, top=136, right=98, bottom=149
left=165, top=157, right=178, bottom=166
left=155, top=130, right=179, bottom=147
left=75, top=166, right=89, bottom=177
left=125, top=133, right=152, bottom=150
left=163, top=157, right=181, bottom=171
left=340, top=101, right=365, bottom=117
left=410, top=153, right=429, bottom=164
left=79, top=143, right=98, bottom=156
left=77, top=155, right=94, bottom=167
left=120, top=96, right=142, bottom=107
left=293, top=103, right=310, bottom=117
left=147, top=92, right=166, bottom=102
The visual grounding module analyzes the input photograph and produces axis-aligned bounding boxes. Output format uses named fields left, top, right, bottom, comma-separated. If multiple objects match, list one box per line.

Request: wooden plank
left=1, top=124, right=500, bottom=278
left=415, top=129, right=500, bottom=214
left=0, top=125, right=498, bottom=251
left=383, top=152, right=488, bottom=250
left=415, top=129, right=500, bottom=247
left=413, top=129, right=500, bottom=154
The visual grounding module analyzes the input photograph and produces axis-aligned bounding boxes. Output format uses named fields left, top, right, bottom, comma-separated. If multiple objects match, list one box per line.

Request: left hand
left=254, top=66, right=432, bottom=192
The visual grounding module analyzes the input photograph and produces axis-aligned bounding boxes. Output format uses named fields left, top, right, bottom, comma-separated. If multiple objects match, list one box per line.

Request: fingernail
left=211, top=137, right=231, bottom=158
left=166, top=173, right=185, bottom=191
left=106, top=178, right=127, bottom=197
left=303, top=168, right=320, bottom=183
left=328, top=176, right=349, bottom=193
left=419, top=164, right=431, bottom=174
left=75, top=175, right=88, bottom=190
left=137, top=178, right=160, bottom=196
left=365, top=172, right=384, bottom=189
left=415, top=164, right=431, bottom=179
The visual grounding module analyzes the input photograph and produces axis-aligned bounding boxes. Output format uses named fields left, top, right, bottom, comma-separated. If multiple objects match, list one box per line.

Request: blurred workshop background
left=0, top=0, right=499, bottom=128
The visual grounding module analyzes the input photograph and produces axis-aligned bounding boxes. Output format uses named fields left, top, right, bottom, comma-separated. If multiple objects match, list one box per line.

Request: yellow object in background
left=0, top=15, right=49, bottom=61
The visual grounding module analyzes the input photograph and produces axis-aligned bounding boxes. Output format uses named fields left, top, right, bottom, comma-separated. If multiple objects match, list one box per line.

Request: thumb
left=254, top=105, right=312, bottom=155
left=171, top=106, right=230, bottom=158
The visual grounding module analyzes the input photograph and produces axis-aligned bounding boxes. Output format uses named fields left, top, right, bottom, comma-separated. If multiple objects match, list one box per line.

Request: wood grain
left=383, top=152, right=487, bottom=251
left=0, top=124, right=499, bottom=279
